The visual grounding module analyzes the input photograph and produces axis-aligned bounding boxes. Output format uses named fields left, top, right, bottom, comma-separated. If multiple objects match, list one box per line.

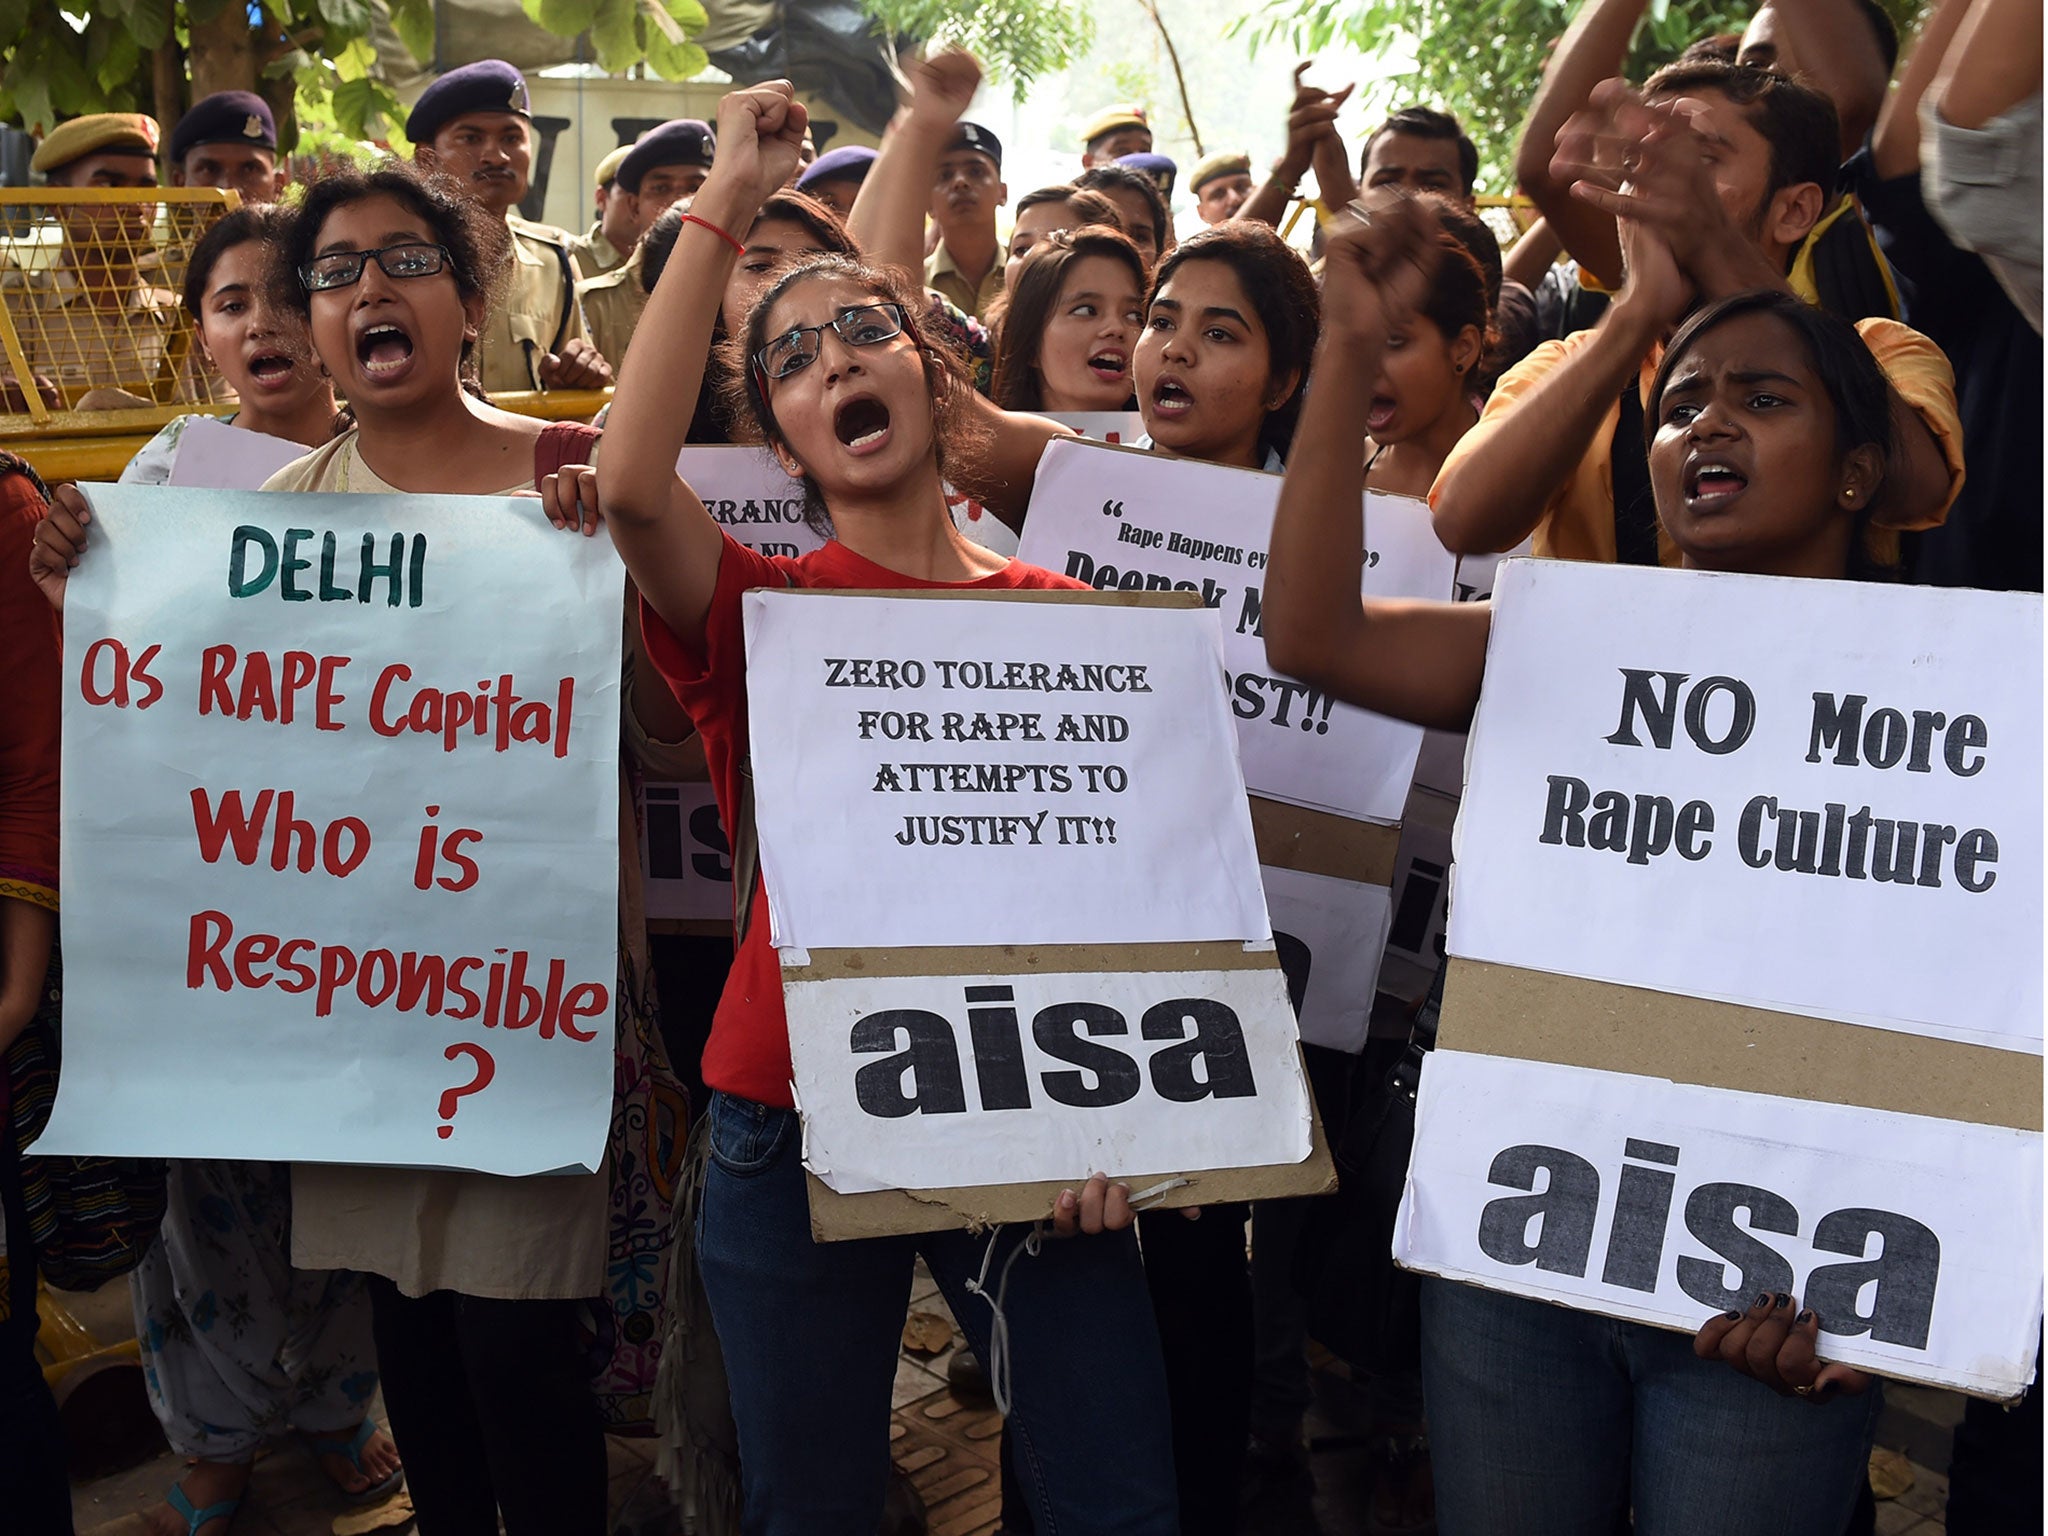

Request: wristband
left=681, top=212, right=746, bottom=255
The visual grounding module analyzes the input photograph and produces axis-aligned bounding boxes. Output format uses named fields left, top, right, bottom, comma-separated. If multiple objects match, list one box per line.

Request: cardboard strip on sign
left=784, top=940, right=1275, bottom=982
left=1252, top=795, right=1401, bottom=888
left=806, top=1091, right=1336, bottom=1241
left=1440, top=958, right=2043, bottom=1133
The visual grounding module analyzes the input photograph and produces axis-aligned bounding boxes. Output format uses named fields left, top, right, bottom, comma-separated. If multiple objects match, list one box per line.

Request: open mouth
left=355, top=322, right=415, bottom=381
left=1684, top=456, right=1749, bottom=507
left=1366, top=396, right=1396, bottom=434
left=1151, top=377, right=1193, bottom=417
left=834, top=395, right=892, bottom=454
left=1086, top=349, right=1128, bottom=384
left=246, top=350, right=295, bottom=385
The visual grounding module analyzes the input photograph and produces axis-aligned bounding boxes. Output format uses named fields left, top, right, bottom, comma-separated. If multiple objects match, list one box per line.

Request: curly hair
left=721, top=255, right=991, bottom=537
left=272, top=159, right=510, bottom=383
left=989, top=225, right=1147, bottom=413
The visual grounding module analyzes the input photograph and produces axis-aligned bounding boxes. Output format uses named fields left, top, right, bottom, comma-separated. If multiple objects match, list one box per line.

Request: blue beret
left=617, top=119, right=716, bottom=192
left=797, top=145, right=876, bottom=191
left=405, top=60, right=531, bottom=144
left=1116, top=152, right=1178, bottom=196
left=946, top=122, right=1001, bottom=171
left=169, top=92, right=275, bottom=164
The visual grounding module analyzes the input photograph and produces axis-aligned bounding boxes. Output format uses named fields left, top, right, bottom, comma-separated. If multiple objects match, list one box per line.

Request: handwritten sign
left=1017, top=439, right=1455, bottom=823
left=32, top=484, right=624, bottom=1175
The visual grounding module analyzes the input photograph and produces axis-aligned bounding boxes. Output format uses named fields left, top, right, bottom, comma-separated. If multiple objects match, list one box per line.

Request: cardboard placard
left=1400, top=562, right=2045, bottom=1399
left=740, top=588, right=1328, bottom=1238
left=33, top=485, right=623, bottom=1175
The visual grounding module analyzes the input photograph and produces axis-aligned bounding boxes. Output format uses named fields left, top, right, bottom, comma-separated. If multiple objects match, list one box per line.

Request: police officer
left=408, top=60, right=611, bottom=395
left=566, top=144, right=635, bottom=281
left=575, top=120, right=717, bottom=372
left=5, top=113, right=182, bottom=410
left=169, top=91, right=284, bottom=206
left=1190, top=152, right=1254, bottom=226
left=1080, top=104, right=1152, bottom=169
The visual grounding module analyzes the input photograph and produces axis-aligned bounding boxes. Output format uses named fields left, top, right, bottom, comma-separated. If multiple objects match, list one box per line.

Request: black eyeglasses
left=753, top=302, right=908, bottom=383
left=299, top=242, right=455, bottom=293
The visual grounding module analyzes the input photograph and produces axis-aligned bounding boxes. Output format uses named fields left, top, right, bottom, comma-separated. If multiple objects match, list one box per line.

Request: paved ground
left=63, top=1269, right=1960, bottom=1535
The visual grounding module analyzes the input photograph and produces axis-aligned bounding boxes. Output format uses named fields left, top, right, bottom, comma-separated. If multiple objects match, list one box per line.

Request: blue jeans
left=696, top=1092, right=1179, bottom=1536
left=1422, top=1278, right=1881, bottom=1536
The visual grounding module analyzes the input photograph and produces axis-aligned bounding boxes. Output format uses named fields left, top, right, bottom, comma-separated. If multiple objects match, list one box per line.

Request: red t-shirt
left=640, top=533, right=1087, bottom=1108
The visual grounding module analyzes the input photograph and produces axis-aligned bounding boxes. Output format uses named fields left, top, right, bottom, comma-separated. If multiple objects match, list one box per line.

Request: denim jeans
left=695, top=1091, right=1179, bottom=1536
left=1421, top=1278, right=1881, bottom=1536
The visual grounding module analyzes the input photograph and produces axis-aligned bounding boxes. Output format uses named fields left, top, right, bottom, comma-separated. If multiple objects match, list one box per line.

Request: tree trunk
left=152, top=44, right=186, bottom=138
left=186, top=4, right=260, bottom=97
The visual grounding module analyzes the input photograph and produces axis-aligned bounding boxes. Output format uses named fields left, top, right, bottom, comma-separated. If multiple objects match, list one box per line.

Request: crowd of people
left=0, top=0, right=2040, bottom=1532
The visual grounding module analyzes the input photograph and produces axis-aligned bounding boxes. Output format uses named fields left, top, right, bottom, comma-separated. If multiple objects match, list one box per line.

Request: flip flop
left=166, top=1483, right=242, bottom=1535
left=304, top=1418, right=406, bottom=1505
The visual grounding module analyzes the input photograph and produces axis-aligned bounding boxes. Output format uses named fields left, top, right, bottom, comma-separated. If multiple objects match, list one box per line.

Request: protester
left=1359, top=228, right=1491, bottom=498
left=1117, top=151, right=1178, bottom=204
left=1075, top=163, right=1171, bottom=266
left=1432, top=65, right=1961, bottom=563
left=1081, top=104, right=1152, bottom=167
left=987, top=226, right=1145, bottom=412
left=925, top=121, right=1007, bottom=320
left=1736, top=0, right=1899, bottom=157
left=1003, top=186, right=1124, bottom=299
left=408, top=60, right=611, bottom=394
left=168, top=91, right=285, bottom=206
left=1264, top=193, right=1898, bottom=1535
left=120, top=206, right=342, bottom=483
left=0, top=452, right=65, bottom=1535
left=1190, top=151, right=1254, bottom=225
left=796, top=143, right=877, bottom=217
left=566, top=144, right=636, bottom=280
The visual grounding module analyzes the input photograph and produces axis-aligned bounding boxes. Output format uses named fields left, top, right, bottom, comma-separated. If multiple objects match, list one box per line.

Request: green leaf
left=121, top=0, right=170, bottom=50
left=590, top=0, right=638, bottom=71
left=387, top=0, right=435, bottom=64
left=641, top=30, right=707, bottom=80
left=333, top=35, right=377, bottom=81
left=332, top=74, right=379, bottom=139
left=660, top=0, right=708, bottom=29
left=0, top=0, right=33, bottom=44
left=8, top=66, right=53, bottom=136
left=315, top=0, right=374, bottom=40
left=526, top=0, right=602, bottom=36
left=90, top=21, right=143, bottom=95
left=185, top=0, right=233, bottom=21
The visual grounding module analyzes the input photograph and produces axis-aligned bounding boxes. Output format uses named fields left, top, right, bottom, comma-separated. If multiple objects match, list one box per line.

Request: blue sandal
left=166, top=1483, right=242, bottom=1535
left=305, top=1417, right=405, bottom=1505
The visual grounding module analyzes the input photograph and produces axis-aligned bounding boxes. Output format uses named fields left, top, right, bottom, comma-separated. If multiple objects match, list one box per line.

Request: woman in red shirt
left=590, top=81, right=1179, bottom=1535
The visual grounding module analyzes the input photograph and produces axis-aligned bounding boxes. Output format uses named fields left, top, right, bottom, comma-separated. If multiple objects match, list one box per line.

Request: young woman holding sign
left=121, top=206, right=344, bottom=485
left=581, top=79, right=1180, bottom=1536
left=1262, top=192, right=1889, bottom=1536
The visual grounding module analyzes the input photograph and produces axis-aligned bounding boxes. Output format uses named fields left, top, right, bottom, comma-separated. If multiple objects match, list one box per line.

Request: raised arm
left=1514, top=0, right=1644, bottom=290
left=1501, top=214, right=1563, bottom=290
left=1933, top=0, right=2043, bottom=128
left=1237, top=65, right=1351, bottom=229
left=1738, top=0, right=1893, bottom=157
left=595, top=83, right=808, bottom=649
left=1869, top=0, right=1974, bottom=177
left=1264, top=194, right=1491, bottom=732
left=846, top=49, right=982, bottom=282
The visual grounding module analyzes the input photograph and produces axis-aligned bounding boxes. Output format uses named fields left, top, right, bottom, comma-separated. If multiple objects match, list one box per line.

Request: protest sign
left=1017, top=439, right=1455, bottom=824
left=1260, top=864, right=1391, bottom=1052
left=33, top=484, right=624, bottom=1176
left=167, top=415, right=313, bottom=491
left=1399, top=561, right=2045, bottom=1397
left=676, top=444, right=827, bottom=559
left=640, top=779, right=733, bottom=926
left=951, top=415, right=1147, bottom=557
left=741, top=588, right=1328, bottom=1236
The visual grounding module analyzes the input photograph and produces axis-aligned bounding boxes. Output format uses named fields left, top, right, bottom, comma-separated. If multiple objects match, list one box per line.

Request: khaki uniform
left=576, top=246, right=649, bottom=373
left=925, top=241, right=1003, bottom=322
left=1, top=265, right=186, bottom=404
left=566, top=221, right=628, bottom=281
left=476, top=214, right=591, bottom=395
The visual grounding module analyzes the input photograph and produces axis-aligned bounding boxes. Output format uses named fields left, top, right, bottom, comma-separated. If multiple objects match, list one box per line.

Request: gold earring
left=1844, top=488, right=1857, bottom=500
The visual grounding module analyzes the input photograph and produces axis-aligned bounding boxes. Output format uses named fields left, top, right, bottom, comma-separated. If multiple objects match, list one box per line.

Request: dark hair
left=1144, top=222, right=1320, bottom=462
left=641, top=188, right=854, bottom=296
left=1418, top=194, right=1501, bottom=309
left=1363, top=108, right=1479, bottom=197
left=722, top=254, right=990, bottom=536
left=1646, top=289, right=1896, bottom=576
left=1074, top=165, right=1169, bottom=257
left=1677, top=31, right=1743, bottom=66
left=989, top=226, right=1147, bottom=412
left=1414, top=231, right=1495, bottom=362
left=274, top=159, right=510, bottom=382
left=1012, top=185, right=1123, bottom=231
left=183, top=203, right=297, bottom=318
left=1641, top=62, right=1839, bottom=215
left=1852, top=0, right=1901, bottom=72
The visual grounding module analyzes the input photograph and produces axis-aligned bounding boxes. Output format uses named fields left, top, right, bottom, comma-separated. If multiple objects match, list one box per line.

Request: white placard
left=1414, top=541, right=1529, bottom=797
left=1017, top=438, right=1456, bottom=823
left=1397, top=1049, right=2044, bottom=1399
left=1043, top=411, right=1147, bottom=444
left=741, top=591, right=1270, bottom=951
left=951, top=416, right=1149, bottom=558
left=1378, top=786, right=1457, bottom=1006
left=786, top=967, right=1314, bottom=1193
left=1450, top=562, right=2043, bottom=1053
left=640, top=779, right=734, bottom=923
left=1260, top=864, right=1390, bottom=1053
left=34, top=484, right=623, bottom=1175
left=167, top=415, right=310, bottom=491
left=676, top=444, right=827, bottom=558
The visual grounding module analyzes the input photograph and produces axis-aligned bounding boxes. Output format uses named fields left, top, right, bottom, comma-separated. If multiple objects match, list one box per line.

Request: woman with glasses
left=570, top=81, right=1181, bottom=1535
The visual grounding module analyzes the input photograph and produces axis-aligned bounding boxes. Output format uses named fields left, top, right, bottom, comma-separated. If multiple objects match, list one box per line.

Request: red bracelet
left=681, top=212, right=746, bottom=255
